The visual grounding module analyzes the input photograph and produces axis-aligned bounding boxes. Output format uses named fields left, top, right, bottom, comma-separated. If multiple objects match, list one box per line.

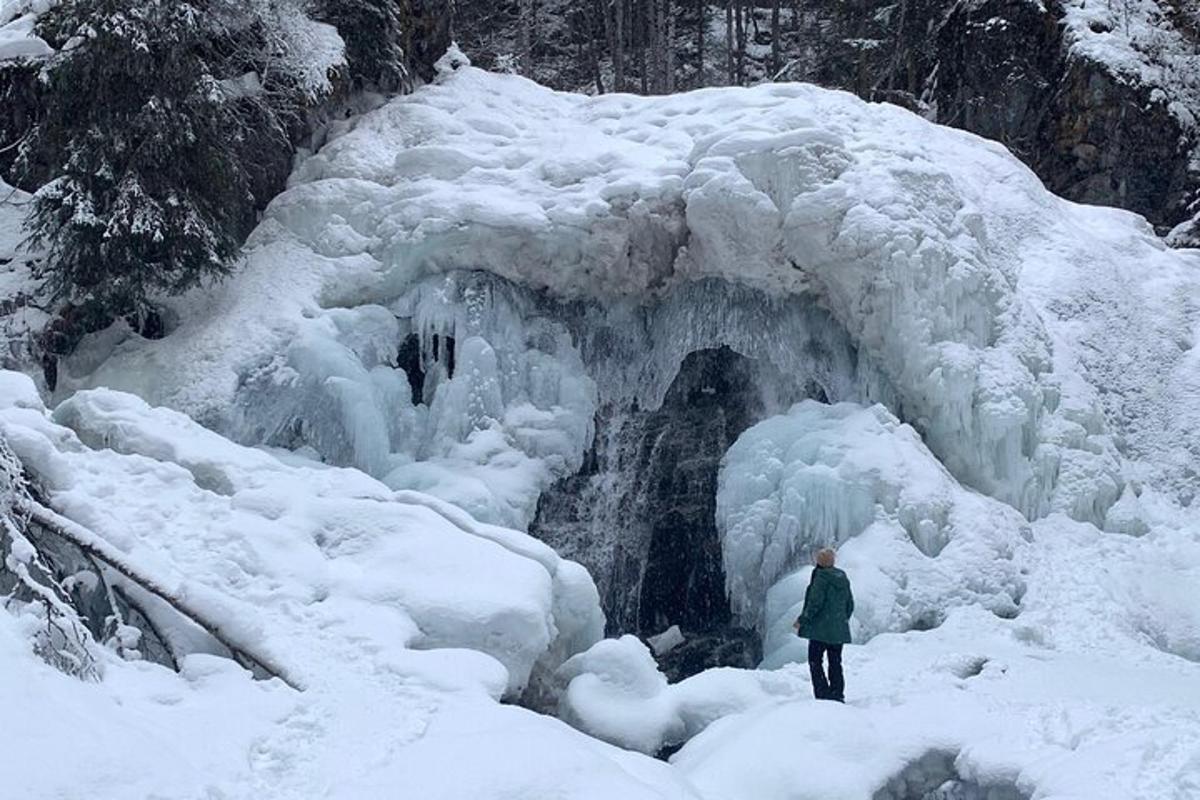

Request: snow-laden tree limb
left=23, top=499, right=303, bottom=691
left=1, top=432, right=99, bottom=679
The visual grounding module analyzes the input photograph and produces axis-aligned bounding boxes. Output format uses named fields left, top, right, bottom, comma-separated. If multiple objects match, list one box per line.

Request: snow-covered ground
left=0, top=0, right=53, bottom=61
left=2, top=61, right=1199, bottom=799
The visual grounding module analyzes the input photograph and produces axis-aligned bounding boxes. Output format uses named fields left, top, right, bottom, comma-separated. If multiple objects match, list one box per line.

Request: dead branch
left=24, top=499, right=303, bottom=691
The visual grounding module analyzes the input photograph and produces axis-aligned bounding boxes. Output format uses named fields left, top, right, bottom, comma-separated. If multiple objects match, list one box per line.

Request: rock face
left=530, top=347, right=773, bottom=677
left=931, top=0, right=1197, bottom=233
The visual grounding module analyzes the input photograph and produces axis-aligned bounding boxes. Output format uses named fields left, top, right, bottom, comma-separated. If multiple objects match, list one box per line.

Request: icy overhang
left=71, top=66, right=1142, bottom=526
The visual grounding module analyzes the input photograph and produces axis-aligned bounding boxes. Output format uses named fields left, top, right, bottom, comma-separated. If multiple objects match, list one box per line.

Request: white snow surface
left=556, top=634, right=809, bottom=755
left=0, top=1, right=52, bottom=61
left=0, top=373, right=705, bottom=799
left=2, top=64, right=1199, bottom=799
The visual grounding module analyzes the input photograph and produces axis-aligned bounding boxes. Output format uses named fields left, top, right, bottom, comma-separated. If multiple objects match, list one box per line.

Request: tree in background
left=16, top=0, right=341, bottom=349
left=454, top=1, right=782, bottom=94
left=314, top=0, right=411, bottom=93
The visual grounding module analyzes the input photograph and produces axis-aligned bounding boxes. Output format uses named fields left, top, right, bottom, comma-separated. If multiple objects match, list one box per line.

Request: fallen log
left=24, top=499, right=303, bottom=691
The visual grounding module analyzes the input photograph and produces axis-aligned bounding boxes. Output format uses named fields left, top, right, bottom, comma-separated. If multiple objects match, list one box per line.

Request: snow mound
left=674, top=700, right=971, bottom=800
left=0, top=3, right=53, bottom=62
left=0, top=372, right=715, bottom=800
left=5, top=376, right=602, bottom=695
left=674, top=562, right=1200, bottom=800
left=718, top=401, right=1029, bottom=665
left=63, top=65, right=1193, bottom=528
left=555, top=634, right=807, bottom=755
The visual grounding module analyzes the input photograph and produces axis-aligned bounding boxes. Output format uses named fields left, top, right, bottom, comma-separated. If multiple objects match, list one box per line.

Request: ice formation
left=65, top=65, right=1162, bottom=533
left=717, top=401, right=1029, bottom=665
left=4, top=61, right=1200, bottom=799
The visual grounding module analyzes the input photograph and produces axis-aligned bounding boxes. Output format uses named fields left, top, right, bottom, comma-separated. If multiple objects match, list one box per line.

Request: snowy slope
left=0, top=372, right=707, bottom=800
left=3, top=59, right=1200, bottom=800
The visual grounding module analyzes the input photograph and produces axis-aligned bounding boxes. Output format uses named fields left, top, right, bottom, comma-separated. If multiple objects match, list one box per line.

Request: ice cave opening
left=229, top=271, right=892, bottom=680
left=531, top=345, right=827, bottom=681
left=396, top=331, right=455, bottom=406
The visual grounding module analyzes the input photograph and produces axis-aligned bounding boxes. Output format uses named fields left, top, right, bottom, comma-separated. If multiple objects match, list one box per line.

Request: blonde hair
left=815, top=548, right=836, bottom=568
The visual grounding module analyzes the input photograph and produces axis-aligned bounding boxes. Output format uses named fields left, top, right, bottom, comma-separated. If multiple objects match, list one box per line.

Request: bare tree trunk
left=648, top=0, right=660, bottom=92
left=725, top=1, right=734, bottom=84
left=588, top=0, right=606, bottom=93
left=647, top=0, right=673, bottom=93
left=665, top=1, right=675, bottom=92
left=696, top=0, right=705, bottom=87
left=638, top=0, right=648, bottom=94
left=771, top=0, right=781, bottom=78
left=614, top=0, right=626, bottom=91
left=734, top=0, right=745, bottom=85
left=518, top=0, right=535, bottom=75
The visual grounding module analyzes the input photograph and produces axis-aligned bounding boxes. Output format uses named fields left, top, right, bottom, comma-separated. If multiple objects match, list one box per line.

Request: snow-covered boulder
left=0, top=8, right=53, bottom=62
left=4, top=380, right=603, bottom=696
left=555, top=634, right=809, bottom=755
left=0, top=372, right=712, bottom=800
left=718, top=401, right=1029, bottom=665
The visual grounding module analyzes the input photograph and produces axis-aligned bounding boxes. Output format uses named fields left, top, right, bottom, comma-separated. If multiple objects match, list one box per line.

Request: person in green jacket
left=793, top=547, right=854, bottom=702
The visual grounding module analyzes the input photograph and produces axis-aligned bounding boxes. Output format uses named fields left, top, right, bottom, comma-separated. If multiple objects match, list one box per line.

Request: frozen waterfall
left=57, top=64, right=1166, bottom=682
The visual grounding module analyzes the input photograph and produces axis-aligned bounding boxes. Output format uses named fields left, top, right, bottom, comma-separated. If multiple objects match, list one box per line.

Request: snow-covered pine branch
left=1, top=428, right=300, bottom=688
left=0, top=430, right=99, bottom=680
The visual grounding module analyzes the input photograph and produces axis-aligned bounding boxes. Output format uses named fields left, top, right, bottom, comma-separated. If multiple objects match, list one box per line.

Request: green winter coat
left=797, top=566, right=854, bottom=645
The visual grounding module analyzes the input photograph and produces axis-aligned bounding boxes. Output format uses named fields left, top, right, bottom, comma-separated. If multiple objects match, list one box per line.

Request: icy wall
left=527, top=278, right=886, bottom=673
left=62, top=64, right=1200, bottom=668
left=718, top=402, right=1029, bottom=667
left=69, top=65, right=1128, bottom=523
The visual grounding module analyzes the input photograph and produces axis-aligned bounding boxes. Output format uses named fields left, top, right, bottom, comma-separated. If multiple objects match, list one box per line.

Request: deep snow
left=1, top=62, right=1199, bottom=800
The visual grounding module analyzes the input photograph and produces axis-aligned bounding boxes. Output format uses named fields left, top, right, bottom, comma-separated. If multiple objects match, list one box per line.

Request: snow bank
left=0, top=2, right=53, bottom=62
left=4, top=376, right=603, bottom=695
left=673, top=544, right=1200, bottom=800
left=718, top=401, right=1029, bottom=664
left=0, top=373, right=707, bottom=800
left=555, top=634, right=808, bottom=754
left=64, top=65, right=1178, bottom=528
left=674, top=700, right=967, bottom=800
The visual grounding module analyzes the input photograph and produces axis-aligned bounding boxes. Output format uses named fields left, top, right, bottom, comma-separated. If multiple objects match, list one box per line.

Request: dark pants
left=807, top=640, right=844, bottom=701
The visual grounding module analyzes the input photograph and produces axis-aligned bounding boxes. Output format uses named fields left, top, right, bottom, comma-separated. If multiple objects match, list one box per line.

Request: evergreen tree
left=315, top=0, right=411, bottom=93
left=18, top=0, right=333, bottom=328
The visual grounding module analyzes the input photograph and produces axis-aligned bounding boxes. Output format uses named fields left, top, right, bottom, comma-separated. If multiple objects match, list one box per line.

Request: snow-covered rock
left=3, top=378, right=603, bottom=696
left=555, top=634, right=807, bottom=755
left=0, top=373, right=701, bottom=799
left=0, top=11, right=50, bottom=61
